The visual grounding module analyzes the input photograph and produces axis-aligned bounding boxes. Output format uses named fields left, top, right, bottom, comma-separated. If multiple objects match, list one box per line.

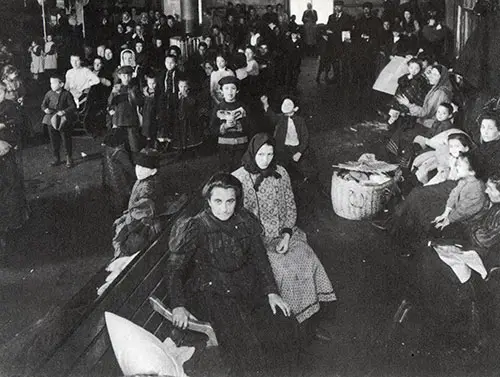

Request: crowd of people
left=2, top=1, right=500, bottom=376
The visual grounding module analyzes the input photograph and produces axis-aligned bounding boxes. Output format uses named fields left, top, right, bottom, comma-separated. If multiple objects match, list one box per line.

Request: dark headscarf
left=241, top=133, right=281, bottom=191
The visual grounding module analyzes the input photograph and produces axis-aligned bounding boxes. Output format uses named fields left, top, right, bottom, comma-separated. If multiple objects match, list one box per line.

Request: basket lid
left=332, top=153, right=398, bottom=174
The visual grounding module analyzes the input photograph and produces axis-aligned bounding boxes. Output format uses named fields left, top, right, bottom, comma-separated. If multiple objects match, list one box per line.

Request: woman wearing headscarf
left=388, top=64, right=454, bottom=168
left=396, top=64, right=453, bottom=128
left=232, top=133, right=336, bottom=339
left=167, top=172, right=299, bottom=377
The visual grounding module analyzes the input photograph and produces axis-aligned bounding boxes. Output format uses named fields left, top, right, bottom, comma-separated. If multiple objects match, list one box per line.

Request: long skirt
left=265, top=228, right=336, bottom=323
left=187, top=291, right=300, bottom=377
left=390, top=180, right=457, bottom=249
left=0, top=150, right=28, bottom=233
left=411, top=242, right=481, bottom=342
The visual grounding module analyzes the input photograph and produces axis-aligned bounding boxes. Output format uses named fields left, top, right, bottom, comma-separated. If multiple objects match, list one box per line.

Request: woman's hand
left=432, top=213, right=447, bottom=224
left=396, top=95, right=410, bottom=107
left=276, top=233, right=291, bottom=254
left=268, top=293, right=291, bottom=317
left=0, top=140, right=12, bottom=156
left=172, top=306, right=193, bottom=330
left=434, top=216, right=450, bottom=230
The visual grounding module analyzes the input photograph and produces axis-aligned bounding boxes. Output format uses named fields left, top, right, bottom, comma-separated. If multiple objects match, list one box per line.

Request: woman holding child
left=387, top=113, right=500, bottom=254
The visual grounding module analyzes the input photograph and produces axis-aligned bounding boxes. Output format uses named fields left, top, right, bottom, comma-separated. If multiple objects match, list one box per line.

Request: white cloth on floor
left=432, top=244, right=487, bottom=283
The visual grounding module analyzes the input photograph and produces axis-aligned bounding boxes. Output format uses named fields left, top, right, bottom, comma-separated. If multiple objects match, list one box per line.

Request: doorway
left=289, top=0, right=333, bottom=24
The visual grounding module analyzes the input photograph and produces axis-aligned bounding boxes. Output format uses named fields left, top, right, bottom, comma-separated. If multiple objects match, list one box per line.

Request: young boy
left=210, top=76, right=250, bottom=172
left=108, top=65, right=143, bottom=153
left=261, top=95, right=316, bottom=181
left=141, top=72, right=157, bottom=147
left=41, top=74, right=76, bottom=168
left=171, top=77, right=203, bottom=154
left=156, top=55, right=179, bottom=147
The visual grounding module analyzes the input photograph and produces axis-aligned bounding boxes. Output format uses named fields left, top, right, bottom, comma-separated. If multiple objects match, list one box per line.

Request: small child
left=389, top=58, right=430, bottom=119
left=44, top=35, right=57, bottom=75
left=210, top=75, right=250, bottom=172
left=413, top=131, right=472, bottom=185
left=29, top=39, right=44, bottom=81
left=41, top=75, right=76, bottom=167
left=171, top=77, right=203, bottom=153
left=432, top=153, right=487, bottom=230
left=260, top=95, right=316, bottom=181
left=108, top=66, right=144, bottom=153
left=141, top=72, right=157, bottom=147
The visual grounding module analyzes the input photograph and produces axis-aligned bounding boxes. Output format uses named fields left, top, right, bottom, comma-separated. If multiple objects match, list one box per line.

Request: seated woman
left=232, top=133, right=336, bottom=336
left=387, top=114, right=500, bottom=252
left=0, top=82, right=28, bottom=251
left=111, top=148, right=162, bottom=258
left=387, top=64, right=454, bottom=167
left=411, top=173, right=500, bottom=344
left=167, top=173, right=299, bottom=377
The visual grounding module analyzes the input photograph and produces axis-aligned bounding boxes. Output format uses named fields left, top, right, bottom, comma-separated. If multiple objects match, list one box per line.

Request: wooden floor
left=1, top=56, right=500, bottom=376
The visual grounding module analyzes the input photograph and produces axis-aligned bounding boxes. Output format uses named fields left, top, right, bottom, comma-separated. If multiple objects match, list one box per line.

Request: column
left=180, top=0, right=198, bottom=35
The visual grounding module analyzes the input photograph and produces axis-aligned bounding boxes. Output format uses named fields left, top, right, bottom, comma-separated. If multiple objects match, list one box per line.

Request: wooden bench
left=0, top=198, right=223, bottom=377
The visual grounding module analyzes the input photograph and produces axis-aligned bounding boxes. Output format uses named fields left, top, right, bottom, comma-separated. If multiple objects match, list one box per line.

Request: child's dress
left=171, top=93, right=204, bottom=150
left=411, top=128, right=466, bottom=185
left=444, top=175, right=487, bottom=225
left=29, top=44, right=44, bottom=75
left=44, top=41, right=57, bottom=71
left=141, top=87, right=157, bottom=141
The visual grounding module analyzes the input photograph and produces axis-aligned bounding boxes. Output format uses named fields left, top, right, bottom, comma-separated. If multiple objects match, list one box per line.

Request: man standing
left=326, top=1, right=355, bottom=85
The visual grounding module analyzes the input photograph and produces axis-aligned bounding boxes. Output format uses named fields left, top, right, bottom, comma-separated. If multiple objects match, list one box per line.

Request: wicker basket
left=331, top=171, right=393, bottom=220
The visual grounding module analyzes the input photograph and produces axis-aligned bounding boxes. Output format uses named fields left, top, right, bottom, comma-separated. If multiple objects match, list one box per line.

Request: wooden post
left=41, top=0, right=47, bottom=41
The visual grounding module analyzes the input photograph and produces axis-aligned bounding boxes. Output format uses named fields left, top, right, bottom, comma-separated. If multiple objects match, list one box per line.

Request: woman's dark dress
left=0, top=99, right=27, bottom=233
left=167, top=208, right=299, bottom=376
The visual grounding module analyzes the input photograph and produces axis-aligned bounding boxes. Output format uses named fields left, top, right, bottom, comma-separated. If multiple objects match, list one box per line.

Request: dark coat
left=41, top=89, right=76, bottom=126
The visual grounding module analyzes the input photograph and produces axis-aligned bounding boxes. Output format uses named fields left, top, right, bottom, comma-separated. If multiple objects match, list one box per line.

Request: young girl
left=432, top=153, right=487, bottom=230
left=418, top=132, right=473, bottom=185
left=44, top=35, right=58, bottom=75
left=29, top=39, right=44, bottom=81
left=141, top=72, right=157, bottom=147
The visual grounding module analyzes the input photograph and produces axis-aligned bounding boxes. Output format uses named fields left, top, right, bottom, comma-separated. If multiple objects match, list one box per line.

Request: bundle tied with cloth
left=332, top=154, right=399, bottom=220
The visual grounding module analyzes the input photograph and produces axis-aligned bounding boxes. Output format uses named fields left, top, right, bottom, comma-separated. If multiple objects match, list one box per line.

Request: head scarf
left=429, top=64, right=453, bottom=97
left=241, top=133, right=281, bottom=191
left=120, top=49, right=136, bottom=68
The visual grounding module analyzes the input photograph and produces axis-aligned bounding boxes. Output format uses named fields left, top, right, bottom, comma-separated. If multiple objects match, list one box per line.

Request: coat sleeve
left=41, top=92, right=51, bottom=112
left=61, top=92, right=76, bottom=115
left=408, top=88, right=450, bottom=120
left=448, top=181, right=487, bottom=223
left=245, top=212, right=279, bottom=296
left=279, top=167, right=297, bottom=235
left=166, top=217, right=200, bottom=308
left=297, top=117, right=309, bottom=154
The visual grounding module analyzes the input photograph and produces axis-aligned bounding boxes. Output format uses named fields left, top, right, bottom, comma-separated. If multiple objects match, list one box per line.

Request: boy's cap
left=281, top=98, right=298, bottom=113
left=134, top=148, right=160, bottom=169
left=116, top=65, right=134, bottom=75
left=218, top=75, right=240, bottom=88
left=362, top=2, right=373, bottom=8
